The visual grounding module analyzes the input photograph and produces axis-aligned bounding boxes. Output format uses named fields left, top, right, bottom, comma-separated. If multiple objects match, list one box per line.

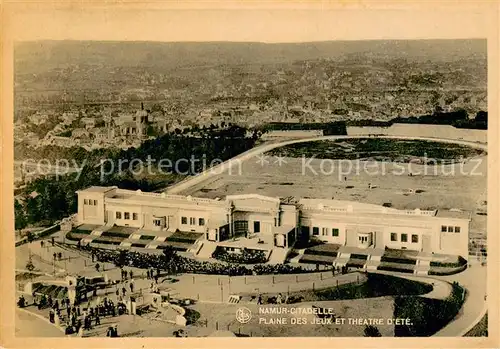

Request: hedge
left=380, top=256, right=417, bottom=265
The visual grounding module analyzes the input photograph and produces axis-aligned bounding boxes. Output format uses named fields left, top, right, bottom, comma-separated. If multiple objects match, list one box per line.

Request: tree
left=162, top=246, right=177, bottom=272
left=364, top=325, right=382, bottom=337
left=116, top=250, right=128, bottom=268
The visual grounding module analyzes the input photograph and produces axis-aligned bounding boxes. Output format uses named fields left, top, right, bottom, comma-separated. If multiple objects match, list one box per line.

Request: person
left=257, top=294, right=262, bottom=305
left=40, top=240, right=44, bottom=248
left=49, top=309, right=55, bottom=323
left=130, top=281, right=134, bottom=293
left=106, top=326, right=113, bottom=337
left=75, top=319, right=82, bottom=335
left=115, top=288, right=119, bottom=297
left=95, top=314, right=100, bottom=326
left=129, top=270, right=133, bottom=279
left=276, top=293, right=282, bottom=304
left=122, top=286, right=126, bottom=297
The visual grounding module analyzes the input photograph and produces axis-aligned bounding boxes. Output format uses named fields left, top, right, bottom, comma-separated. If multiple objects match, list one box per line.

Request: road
left=15, top=308, right=65, bottom=337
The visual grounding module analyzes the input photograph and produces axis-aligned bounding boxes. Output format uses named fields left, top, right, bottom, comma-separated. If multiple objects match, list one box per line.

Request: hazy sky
left=3, top=2, right=495, bottom=43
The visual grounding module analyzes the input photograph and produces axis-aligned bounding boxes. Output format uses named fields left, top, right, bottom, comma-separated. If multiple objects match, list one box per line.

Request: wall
left=77, top=192, right=106, bottom=225
left=347, top=124, right=487, bottom=143
left=300, top=214, right=347, bottom=245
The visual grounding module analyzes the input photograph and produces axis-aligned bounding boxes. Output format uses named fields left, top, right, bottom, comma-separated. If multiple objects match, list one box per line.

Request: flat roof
left=79, top=186, right=116, bottom=193
left=435, top=209, right=471, bottom=219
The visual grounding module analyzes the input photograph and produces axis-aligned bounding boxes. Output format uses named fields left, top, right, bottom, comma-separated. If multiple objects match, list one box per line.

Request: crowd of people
left=79, top=245, right=324, bottom=276
left=60, top=297, right=126, bottom=336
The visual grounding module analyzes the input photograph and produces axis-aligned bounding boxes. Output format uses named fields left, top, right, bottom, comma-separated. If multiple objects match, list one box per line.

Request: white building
left=76, top=186, right=470, bottom=259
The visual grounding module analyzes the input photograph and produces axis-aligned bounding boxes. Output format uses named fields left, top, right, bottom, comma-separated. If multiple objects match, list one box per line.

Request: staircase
left=333, top=252, right=351, bottom=267
left=365, top=255, right=381, bottom=271
left=267, top=248, right=289, bottom=264
left=196, top=241, right=218, bottom=259
left=414, top=259, right=430, bottom=275
left=290, top=249, right=305, bottom=263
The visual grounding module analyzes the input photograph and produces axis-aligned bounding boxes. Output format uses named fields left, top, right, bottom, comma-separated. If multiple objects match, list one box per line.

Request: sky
left=2, top=2, right=496, bottom=43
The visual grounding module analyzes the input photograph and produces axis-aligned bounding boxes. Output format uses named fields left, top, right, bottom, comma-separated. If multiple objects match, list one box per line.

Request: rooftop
left=79, top=186, right=117, bottom=194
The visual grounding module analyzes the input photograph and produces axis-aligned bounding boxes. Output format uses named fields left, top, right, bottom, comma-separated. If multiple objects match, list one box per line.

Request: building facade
left=76, top=186, right=470, bottom=258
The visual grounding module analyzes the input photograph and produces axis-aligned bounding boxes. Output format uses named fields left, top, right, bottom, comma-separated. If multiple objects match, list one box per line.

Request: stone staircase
left=195, top=241, right=218, bottom=259
left=290, top=249, right=305, bottom=263
left=267, top=248, right=289, bottom=264
left=82, top=229, right=101, bottom=244
left=414, top=259, right=430, bottom=275
left=333, top=252, right=351, bottom=267
left=365, top=255, right=381, bottom=271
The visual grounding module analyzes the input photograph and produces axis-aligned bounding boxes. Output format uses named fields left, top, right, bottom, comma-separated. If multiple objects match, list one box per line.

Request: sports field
left=184, top=139, right=487, bottom=238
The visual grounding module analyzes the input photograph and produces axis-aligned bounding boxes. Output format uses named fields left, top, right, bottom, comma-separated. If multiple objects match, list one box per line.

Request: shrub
left=394, top=281, right=465, bottom=336
left=184, top=308, right=201, bottom=325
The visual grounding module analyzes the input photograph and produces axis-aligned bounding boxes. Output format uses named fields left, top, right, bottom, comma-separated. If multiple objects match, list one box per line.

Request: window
left=401, top=234, right=408, bottom=242
left=455, top=226, right=461, bottom=233
left=412, top=234, right=418, bottom=243
left=441, top=226, right=447, bottom=232
left=84, top=199, right=88, bottom=205
left=133, top=213, right=138, bottom=220
left=190, top=217, right=196, bottom=225
left=93, top=200, right=98, bottom=205
left=312, top=227, right=319, bottom=236
left=448, top=226, right=454, bottom=233
left=322, top=228, right=328, bottom=236
left=116, top=212, right=122, bottom=219
left=332, top=228, right=339, bottom=237
left=390, top=233, right=397, bottom=242
left=199, top=218, right=205, bottom=226
left=359, top=235, right=368, bottom=243
left=153, top=219, right=162, bottom=227
left=181, top=217, right=187, bottom=225
left=124, top=212, right=130, bottom=220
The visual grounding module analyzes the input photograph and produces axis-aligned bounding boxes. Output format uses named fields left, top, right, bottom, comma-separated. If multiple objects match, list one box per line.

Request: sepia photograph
left=1, top=1, right=498, bottom=347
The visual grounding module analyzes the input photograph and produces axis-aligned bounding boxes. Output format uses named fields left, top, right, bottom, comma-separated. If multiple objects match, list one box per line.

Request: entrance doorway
left=253, top=221, right=260, bottom=233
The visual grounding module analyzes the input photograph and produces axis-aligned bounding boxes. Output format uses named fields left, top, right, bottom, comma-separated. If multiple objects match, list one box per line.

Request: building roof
left=79, top=186, right=117, bottom=193
left=435, top=209, right=471, bottom=219
left=227, top=194, right=280, bottom=212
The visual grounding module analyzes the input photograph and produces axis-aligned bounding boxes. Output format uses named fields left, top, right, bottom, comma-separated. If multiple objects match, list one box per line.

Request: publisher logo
left=236, top=307, right=252, bottom=324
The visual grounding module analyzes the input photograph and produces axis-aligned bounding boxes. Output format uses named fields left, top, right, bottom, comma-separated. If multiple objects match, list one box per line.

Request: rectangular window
left=153, top=219, right=162, bottom=227
left=332, top=228, right=339, bottom=237
left=93, top=200, right=98, bottom=206
left=401, top=234, right=408, bottom=242
left=312, top=227, right=319, bottom=236
left=448, top=226, right=454, bottom=233
left=124, top=212, right=130, bottom=220
left=322, top=228, right=328, bottom=236
left=133, top=213, right=138, bottom=220
left=181, top=217, right=187, bottom=225
left=412, top=234, right=418, bottom=243
left=199, top=218, right=205, bottom=226
left=455, top=226, right=461, bottom=233
left=190, top=217, right=196, bottom=225
left=441, top=226, right=447, bottom=232
left=390, top=233, right=397, bottom=242
left=84, top=199, right=88, bottom=205
left=116, top=212, right=122, bottom=219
